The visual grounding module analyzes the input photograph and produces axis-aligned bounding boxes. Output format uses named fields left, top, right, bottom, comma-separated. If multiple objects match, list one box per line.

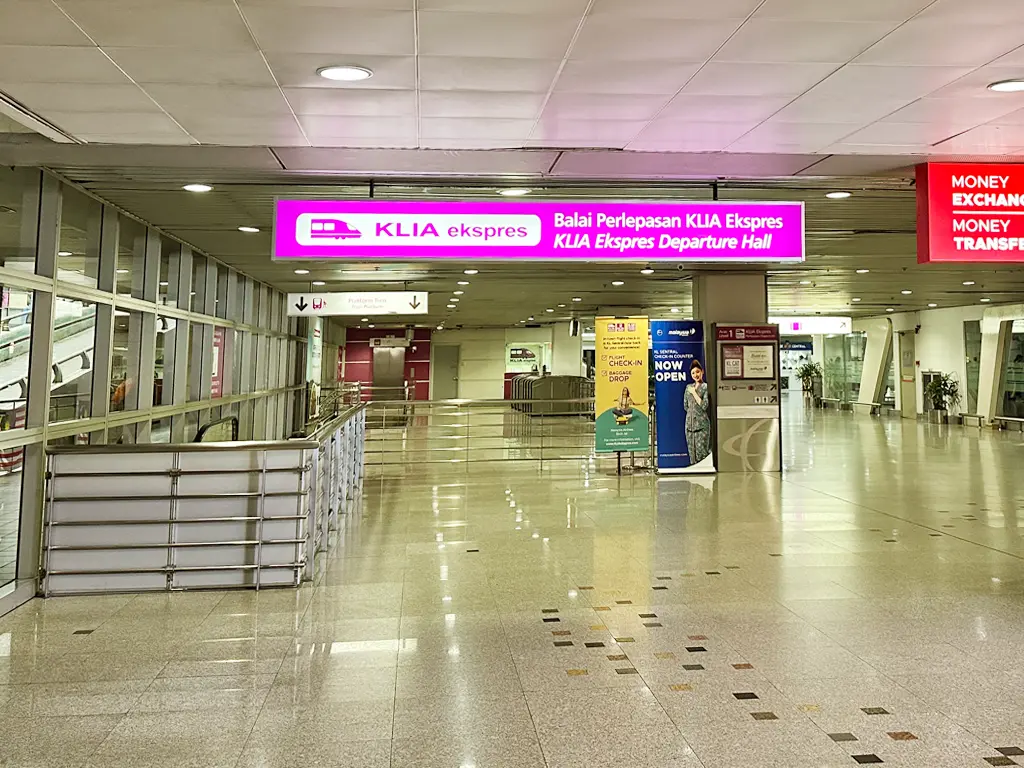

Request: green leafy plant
left=924, top=372, right=962, bottom=412
left=795, top=361, right=822, bottom=392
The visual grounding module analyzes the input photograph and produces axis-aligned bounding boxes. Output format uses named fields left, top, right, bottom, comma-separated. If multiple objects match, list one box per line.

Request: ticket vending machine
left=712, top=324, right=782, bottom=473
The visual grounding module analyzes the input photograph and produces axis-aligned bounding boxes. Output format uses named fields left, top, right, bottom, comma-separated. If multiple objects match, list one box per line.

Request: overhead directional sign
left=286, top=291, right=428, bottom=317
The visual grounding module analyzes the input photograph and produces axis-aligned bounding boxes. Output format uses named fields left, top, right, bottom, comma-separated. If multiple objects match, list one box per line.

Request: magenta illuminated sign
left=273, top=199, right=804, bottom=262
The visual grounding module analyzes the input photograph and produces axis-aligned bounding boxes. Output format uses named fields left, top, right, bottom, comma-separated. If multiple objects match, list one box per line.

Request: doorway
left=432, top=345, right=460, bottom=400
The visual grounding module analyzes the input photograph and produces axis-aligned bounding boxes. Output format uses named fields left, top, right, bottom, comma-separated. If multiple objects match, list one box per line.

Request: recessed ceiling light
left=447, top=304, right=456, bottom=308
left=799, top=280, right=812, bottom=285
left=464, top=269, right=478, bottom=275
left=611, top=280, right=624, bottom=286
left=826, top=191, right=852, bottom=199
left=498, top=188, right=532, bottom=197
left=901, top=289, right=913, bottom=295
left=980, top=297, right=992, bottom=302
left=545, top=308, right=555, bottom=313
left=640, top=268, right=655, bottom=275
left=856, top=269, right=870, bottom=274
left=453, top=290, right=464, bottom=295
left=528, top=316, right=535, bottom=321
left=317, top=65, right=373, bottom=81
left=361, top=318, right=369, bottom=322
left=294, top=269, right=310, bottom=275
left=368, top=324, right=375, bottom=328
left=963, top=280, right=975, bottom=286
left=886, top=308, right=894, bottom=312
left=852, top=298, right=861, bottom=302
left=457, top=280, right=470, bottom=286
left=312, top=280, right=325, bottom=286
left=183, top=183, right=212, bottom=193
left=159, top=281, right=168, bottom=286
left=436, top=325, right=444, bottom=330
left=928, top=303, right=938, bottom=308
left=238, top=226, right=260, bottom=233
left=670, top=307, right=680, bottom=313
left=58, top=250, right=72, bottom=257
left=571, top=297, right=582, bottom=302
left=116, top=268, right=129, bottom=274
left=988, top=79, right=1024, bottom=93
left=450, top=297, right=459, bottom=302
left=557, top=303, right=566, bottom=308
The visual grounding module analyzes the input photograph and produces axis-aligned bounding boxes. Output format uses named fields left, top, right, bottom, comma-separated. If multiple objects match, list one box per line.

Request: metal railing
left=40, top=404, right=366, bottom=596
left=362, top=397, right=654, bottom=473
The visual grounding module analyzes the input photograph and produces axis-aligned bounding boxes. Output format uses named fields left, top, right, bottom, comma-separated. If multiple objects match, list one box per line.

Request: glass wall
left=0, top=168, right=302, bottom=599
left=964, top=320, right=982, bottom=415
left=1000, top=320, right=1024, bottom=418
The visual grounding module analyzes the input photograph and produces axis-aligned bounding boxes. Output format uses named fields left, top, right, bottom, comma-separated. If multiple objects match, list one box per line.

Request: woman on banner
left=684, top=359, right=711, bottom=464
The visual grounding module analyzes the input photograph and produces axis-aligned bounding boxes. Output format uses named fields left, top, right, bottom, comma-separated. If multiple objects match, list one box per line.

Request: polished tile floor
left=3, top=403, right=1024, bottom=767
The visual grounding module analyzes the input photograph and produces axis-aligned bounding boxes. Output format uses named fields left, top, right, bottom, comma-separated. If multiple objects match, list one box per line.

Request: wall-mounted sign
left=274, top=200, right=805, bottom=262
left=286, top=291, right=427, bottom=317
left=770, top=316, right=851, bottom=335
left=715, top=325, right=779, bottom=342
left=918, top=162, right=1024, bottom=263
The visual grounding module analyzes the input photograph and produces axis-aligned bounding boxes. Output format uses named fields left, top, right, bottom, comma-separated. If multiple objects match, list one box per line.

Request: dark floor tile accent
left=862, top=707, right=890, bottom=715
left=688, top=635, right=708, bottom=641
left=829, top=733, right=858, bottom=743
left=607, top=654, right=628, bottom=661
left=552, top=630, right=571, bottom=637
left=929, top=534, right=943, bottom=537
left=542, top=608, right=559, bottom=614
left=686, top=646, right=707, bottom=653
left=852, top=755, right=883, bottom=765
left=769, top=553, right=782, bottom=557
left=884, top=539, right=897, bottom=543
left=887, top=732, right=917, bottom=741
left=986, top=758, right=1018, bottom=767
left=733, top=692, right=759, bottom=700
left=869, top=528, right=882, bottom=532
left=705, top=571, right=721, bottom=575
left=997, top=748, right=1024, bottom=757
left=614, top=637, right=635, bottom=643
left=751, top=712, right=778, bottom=721
left=466, top=549, right=480, bottom=553
left=943, top=525, right=956, bottom=528
left=585, top=642, right=605, bottom=648
left=554, top=641, right=574, bottom=647
left=543, top=617, right=560, bottom=623
left=72, top=629, right=94, bottom=635
left=639, top=613, right=657, bottom=618
left=652, top=586, right=669, bottom=590
left=594, top=606, right=611, bottom=611
left=657, top=576, right=672, bottom=580
left=616, top=600, right=633, bottom=605
left=725, top=565, right=741, bottom=570
left=682, top=664, right=705, bottom=671
left=578, top=586, right=594, bottom=590
left=733, top=663, right=754, bottom=670
left=616, top=667, right=639, bottom=675
left=644, top=622, right=663, bottom=628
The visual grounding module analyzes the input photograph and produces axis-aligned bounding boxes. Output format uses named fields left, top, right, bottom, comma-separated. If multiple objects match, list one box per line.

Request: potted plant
left=795, top=361, right=823, bottom=396
left=923, top=373, right=961, bottom=423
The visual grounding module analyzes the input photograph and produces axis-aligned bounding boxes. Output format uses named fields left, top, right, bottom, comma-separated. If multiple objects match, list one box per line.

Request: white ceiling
left=3, top=0, right=1024, bottom=155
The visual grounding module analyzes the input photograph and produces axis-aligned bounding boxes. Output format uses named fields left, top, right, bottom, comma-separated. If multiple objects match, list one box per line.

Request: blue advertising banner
left=652, top=320, right=716, bottom=474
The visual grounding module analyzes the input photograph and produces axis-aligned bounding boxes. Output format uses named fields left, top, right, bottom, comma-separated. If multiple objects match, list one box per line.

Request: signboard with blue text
left=652, top=320, right=716, bottom=474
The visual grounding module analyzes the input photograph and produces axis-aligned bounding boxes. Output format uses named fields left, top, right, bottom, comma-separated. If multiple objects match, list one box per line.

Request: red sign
left=918, top=162, right=1024, bottom=263
left=715, top=325, right=778, bottom=341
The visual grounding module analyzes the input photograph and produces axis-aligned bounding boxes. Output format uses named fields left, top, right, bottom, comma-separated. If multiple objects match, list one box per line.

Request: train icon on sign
left=307, top=218, right=362, bottom=241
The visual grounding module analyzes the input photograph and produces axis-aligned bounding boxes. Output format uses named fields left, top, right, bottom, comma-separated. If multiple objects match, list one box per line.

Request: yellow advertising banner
left=595, top=316, right=650, bottom=453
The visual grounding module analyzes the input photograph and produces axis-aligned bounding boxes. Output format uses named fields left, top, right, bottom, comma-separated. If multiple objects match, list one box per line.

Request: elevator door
left=900, top=334, right=917, bottom=419
left=372, top=347, right=406, bottom=400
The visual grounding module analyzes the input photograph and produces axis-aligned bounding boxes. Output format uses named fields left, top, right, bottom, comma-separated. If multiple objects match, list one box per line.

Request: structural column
left=692, top=273, right=768, bottom=327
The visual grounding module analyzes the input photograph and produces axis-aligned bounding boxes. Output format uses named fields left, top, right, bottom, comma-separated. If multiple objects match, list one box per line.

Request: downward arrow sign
left=409, top=296, right=421, bottom=310
left=295, top=297, right=308, bottom=312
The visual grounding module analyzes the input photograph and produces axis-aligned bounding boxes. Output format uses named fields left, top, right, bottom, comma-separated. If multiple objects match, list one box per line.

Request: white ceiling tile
left=589, top=0, right=763, bottom=19
left=274, top=147, right=559, bottom=174
left=420, top=91, right=546, bottom=119
left=266, top=53, right=416, bottom=89
left=715, top=19, right=894, bottom=63
left=550, top=150, right=819, bottom=177
left=530, top=119, right=648, bottom=144
left=553, top=60, right=701, bottom=95
left=658, top=94, right=792, bottom=122
left=45, top=111, right=189, bottom=136
left=733, top=120, right=862, bottom=146
left=810, top=64, right=974, bottom=98
left=283, top=88, right=416, bottom=116
left=308, top=136, right=418, bottom=148
left=914, top=0, right=1024, bottom=24
left=420, top=117, right=534, bottom=141
left=184, top=117, right=308, bottom=145
left=242, top=7, right=414, bottom=55
left=930, top=124, right=1024, bottom=153
left=880, top=97, right=1023, bottom=126
left=682, top=62, right=840, bottom=96
left=922, top=66, right=1024, bottom=99
left=992, top=47, right=1024, bottom=67
left=419, top=57, right=560, bottom=92
left=418, top=12, right=580, bottom=59
left=419, top=138, right=528, bottom=149
left=0, top=1, right=93, bottom=46
left=105, top=49, right=278, bottom=87
left=570, top=18, right=742, bottom=61
left=240, top=0, right=412, bottom=7
left=419, top=0, right=589, bottom=12
left=541, top=93, right=669, bottom=121
left=770, top=94, right=910, bottom=124
left=630, top=120, right=754, bottom=150
left=0, top=45, right=132, bottom=83
left=300, top=115, right=417, bottom=139
left=57, top=1, right=256, bottom=50
left=79, top=132, right=195, bottom=145
left=842, top=122, right=973, bottom=147
left=989, top=108, right=1024, bottom=126
left=754, top=0, right=932, bottom=22
left=144, top=85, right=294, bottom=118
left=0, top=82, right=157, bottom=113
left=856, top=21, right=1024, bottom=67
left=824, top=142, right=932, bottom=155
